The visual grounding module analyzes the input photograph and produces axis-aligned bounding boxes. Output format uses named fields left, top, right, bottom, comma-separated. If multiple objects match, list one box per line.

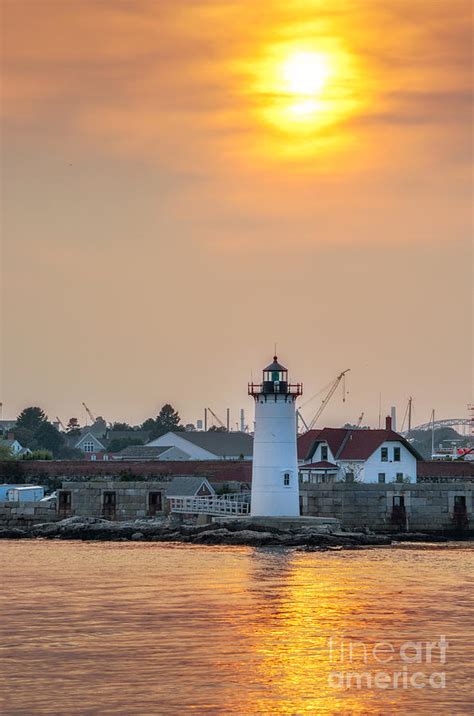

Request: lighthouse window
left=283, top=473, right=291, bottom=486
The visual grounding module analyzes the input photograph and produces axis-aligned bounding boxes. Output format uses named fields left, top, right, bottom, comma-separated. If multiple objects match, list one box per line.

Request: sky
left=1, top=0, right=472, bottom=431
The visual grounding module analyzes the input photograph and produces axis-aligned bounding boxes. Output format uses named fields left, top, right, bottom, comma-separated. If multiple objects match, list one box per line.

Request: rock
left=0, top=526, right=31, bottom=539
left=191, top=528, right=232, bottom=544
left=32, top=523, right=61, bottom=537
left=222, top=530, right=278, bottom=546
left=131, top=532, right=144, bottom=541
left=385, top=532, right=448, bottom=543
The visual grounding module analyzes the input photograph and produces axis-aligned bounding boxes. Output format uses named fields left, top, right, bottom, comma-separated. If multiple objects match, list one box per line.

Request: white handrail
left=169, top=496, right=250, bottom=515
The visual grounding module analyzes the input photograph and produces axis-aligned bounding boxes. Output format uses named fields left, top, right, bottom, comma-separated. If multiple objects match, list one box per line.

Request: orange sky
left=1, top=0, right=472, bottom=429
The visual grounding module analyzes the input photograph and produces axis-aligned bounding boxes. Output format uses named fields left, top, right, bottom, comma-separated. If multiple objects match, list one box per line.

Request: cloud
left=1, top=0, right=472, bottom=250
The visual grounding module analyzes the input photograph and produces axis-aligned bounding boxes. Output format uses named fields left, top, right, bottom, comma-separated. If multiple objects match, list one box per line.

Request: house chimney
left=390, top=406, right=397, bottom=431
left=385, top=416, right=392, bottom=431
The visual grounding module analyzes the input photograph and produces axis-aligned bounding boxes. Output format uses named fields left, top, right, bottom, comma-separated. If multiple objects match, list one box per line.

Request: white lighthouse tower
left=249, top=356, right=303, bottom=517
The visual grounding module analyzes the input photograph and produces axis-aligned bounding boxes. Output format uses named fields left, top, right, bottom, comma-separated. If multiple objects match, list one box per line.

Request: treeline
left=1, top=403, right=188, bottom=460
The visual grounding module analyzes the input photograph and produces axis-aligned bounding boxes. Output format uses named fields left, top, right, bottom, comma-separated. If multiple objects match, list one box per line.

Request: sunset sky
left=1, top=0, right=472, bottom=429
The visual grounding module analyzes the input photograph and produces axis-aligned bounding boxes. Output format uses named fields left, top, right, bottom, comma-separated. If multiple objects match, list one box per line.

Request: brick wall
left=0, top=460, right=251, bottom=484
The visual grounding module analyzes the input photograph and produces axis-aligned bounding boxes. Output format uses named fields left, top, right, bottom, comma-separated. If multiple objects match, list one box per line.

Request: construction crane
left=206, top=407, right=226, bottom=430
left=356, top=411, right=364, bottom=428
left=56, top=416, right=66, bottom=431
left=306, top=369, right=350, bottom=431
left=82, top=402, right=96, bottom=426
left=401, top=397, right=414, bottom=434
left=296, top=409, right=309, bottom=433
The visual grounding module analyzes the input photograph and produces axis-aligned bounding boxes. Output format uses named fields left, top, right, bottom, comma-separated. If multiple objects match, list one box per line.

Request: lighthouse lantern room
left=249, top=356, right=303, bottom=517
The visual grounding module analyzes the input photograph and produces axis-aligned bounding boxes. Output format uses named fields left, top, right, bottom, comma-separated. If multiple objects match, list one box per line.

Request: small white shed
left=7, top=486, right=45, bottom=502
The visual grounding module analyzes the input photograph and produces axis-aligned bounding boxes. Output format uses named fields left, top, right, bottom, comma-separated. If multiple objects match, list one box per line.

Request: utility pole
left=407, top=397, right=413, bottom=436
left=431, top=409, right=435, bottom=458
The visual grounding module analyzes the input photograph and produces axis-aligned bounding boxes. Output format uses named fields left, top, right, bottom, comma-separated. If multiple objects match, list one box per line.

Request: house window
left=283, top=473, right=291, bottom=486
left=381, top=447, right=388, bottom=462
left=393, top=495, right=405, bottom=507
left=394, top=447, right=401, bottom=462
left=378, top=473, right=386, bottom=484
left=321, top=445, right=328, bottom=461
left=83, top=441, right=95, bottom=453
left=396, top=473, right=404, bottom=483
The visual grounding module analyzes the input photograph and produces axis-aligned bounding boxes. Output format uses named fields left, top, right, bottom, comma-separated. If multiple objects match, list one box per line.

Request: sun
left=244, top=39, right=363, bottom=156
left=281, top=51, right=331, bottom=96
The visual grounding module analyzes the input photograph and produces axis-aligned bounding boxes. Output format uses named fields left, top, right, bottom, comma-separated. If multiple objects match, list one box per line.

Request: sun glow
left=282, top=51, right=331, bottom=96
left=249, top=40, right=363, bottom=153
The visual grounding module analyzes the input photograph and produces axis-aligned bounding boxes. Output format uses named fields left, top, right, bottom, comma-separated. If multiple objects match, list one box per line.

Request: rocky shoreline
left=0, top=516, right=452, bottom=548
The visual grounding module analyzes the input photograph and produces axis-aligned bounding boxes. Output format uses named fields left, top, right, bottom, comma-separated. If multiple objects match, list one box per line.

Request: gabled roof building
left=298, top=417, right=422, bottom=484
left=146, top=431, right=253, bottom=461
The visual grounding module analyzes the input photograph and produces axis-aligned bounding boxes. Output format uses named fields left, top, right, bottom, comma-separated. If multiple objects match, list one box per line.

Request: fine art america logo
left=327, top=636, right=448, bottom=690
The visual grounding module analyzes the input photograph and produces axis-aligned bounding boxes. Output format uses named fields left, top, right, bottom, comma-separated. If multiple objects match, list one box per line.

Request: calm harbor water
left=1, top=540, right=473, bottom=715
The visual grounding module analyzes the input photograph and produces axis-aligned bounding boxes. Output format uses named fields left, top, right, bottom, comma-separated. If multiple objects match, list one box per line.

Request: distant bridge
left=169, top=493, right=251, bottom=516
left=401, top=418, right=472, bottom=436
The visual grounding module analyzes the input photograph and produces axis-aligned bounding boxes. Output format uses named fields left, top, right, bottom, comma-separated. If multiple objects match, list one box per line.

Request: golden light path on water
left=2, top=541, right=473, bottom=714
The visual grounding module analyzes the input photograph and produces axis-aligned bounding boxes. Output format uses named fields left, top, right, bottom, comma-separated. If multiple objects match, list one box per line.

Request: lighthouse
left=249, top=356, right=303, bottom=517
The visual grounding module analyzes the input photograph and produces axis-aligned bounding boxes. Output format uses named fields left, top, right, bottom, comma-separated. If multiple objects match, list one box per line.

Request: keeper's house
left=298, top=416, right=421, bottom=484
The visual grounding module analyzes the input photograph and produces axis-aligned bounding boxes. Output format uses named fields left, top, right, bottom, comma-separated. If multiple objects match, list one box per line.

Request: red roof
left=297, top=430, right=323, bottom=459
left=298, top=427, right=421, bottom=461
left=300, top=461, right=339, bottom=470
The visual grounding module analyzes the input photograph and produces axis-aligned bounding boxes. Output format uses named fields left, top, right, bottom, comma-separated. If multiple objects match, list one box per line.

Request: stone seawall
left=300, top=482, right=474, bottom=534
left=58, top=480, right=169, bottom=521
left=0, top=500, right=59, bottom=527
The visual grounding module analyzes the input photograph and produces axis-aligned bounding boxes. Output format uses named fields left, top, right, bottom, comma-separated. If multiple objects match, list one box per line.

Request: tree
left=208, top=425, right=227, bottom=432
left=111, top=422, right=134, bottom=432
left=56, top=445, right=84, bottom=460
left=11, top=427, right=35, bottom=449
left=108, top=437, right=144, bottom=454
left=157, top=404, right=182, bottom=431
left=66, top=417, right=81, bottom=437
left=141, top=418, right=156, bottom=433
left=34, top=422, right=65, bottom=457
left=22, top=449, right=53, bottom=461
left=145, top=404, right=184, bottom=440
left=0, top=445, right=14, bottom=461
left=16, top=407, right=47, bottom=433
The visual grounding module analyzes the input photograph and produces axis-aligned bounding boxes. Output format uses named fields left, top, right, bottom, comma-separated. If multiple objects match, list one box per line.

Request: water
left=1, top=540, right=473, bottom=715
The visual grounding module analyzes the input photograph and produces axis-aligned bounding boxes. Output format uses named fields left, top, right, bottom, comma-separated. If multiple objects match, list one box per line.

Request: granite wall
left=58, top=481, right=169, bottom=521
left=300, top=482, right=474, bottom=533
left=0, top=500, right=58, bottom=527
